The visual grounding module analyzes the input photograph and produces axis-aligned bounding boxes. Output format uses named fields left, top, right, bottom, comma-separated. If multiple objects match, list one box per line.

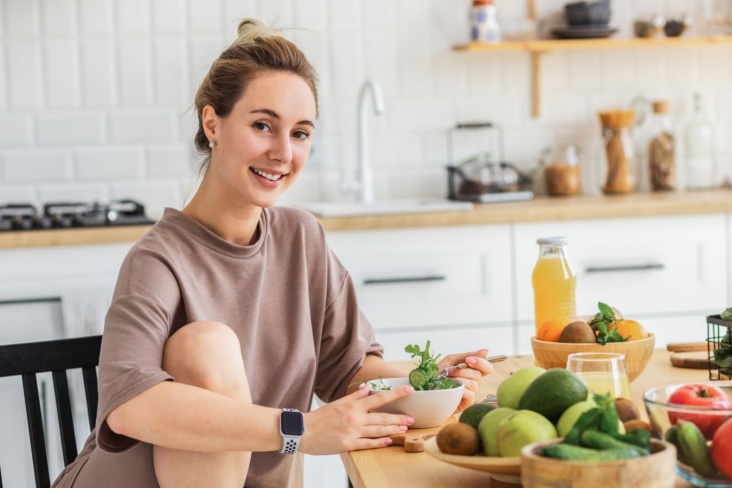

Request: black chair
left=0, top=335, right=102, bottom=488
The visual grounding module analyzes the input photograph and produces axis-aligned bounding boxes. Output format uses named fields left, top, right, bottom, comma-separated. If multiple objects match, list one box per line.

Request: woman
left=52, top=19, right=493, bottom=488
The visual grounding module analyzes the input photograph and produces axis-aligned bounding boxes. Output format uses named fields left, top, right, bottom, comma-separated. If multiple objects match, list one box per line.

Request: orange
left=609, top=319, right=648, bottom=341
left=536, top=316, right=571, bottom=342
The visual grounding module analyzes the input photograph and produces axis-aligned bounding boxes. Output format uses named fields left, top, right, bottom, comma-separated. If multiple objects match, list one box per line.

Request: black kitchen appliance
left=0, top=199, right=156, bottom=232
left=446, top=122, right=534, bottom=203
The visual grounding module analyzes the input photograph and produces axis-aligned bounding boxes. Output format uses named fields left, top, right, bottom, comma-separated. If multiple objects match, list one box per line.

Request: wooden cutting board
left=670, top=351, right=713, bottom=369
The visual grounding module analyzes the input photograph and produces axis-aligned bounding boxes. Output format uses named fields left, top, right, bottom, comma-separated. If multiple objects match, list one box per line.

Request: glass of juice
left=532, top=237, right=577, bottom=333
left=566, top=352, right=631, bottom=399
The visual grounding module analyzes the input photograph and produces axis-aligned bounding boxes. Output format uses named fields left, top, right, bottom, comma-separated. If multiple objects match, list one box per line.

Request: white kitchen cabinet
left=513, top=214, right=728, bottom=324
left=326, top=225, right=514, bottom=332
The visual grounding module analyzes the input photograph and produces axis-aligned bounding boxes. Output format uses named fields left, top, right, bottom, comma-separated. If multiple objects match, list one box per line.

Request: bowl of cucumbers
left=644, top=382, right=732, bottom=487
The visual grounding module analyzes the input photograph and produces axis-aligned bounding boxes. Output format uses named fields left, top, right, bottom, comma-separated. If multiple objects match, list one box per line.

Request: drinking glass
left=566, top=352, right=631, bottom=399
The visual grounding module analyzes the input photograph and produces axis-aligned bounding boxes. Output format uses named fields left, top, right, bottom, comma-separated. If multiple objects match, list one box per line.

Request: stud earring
left=209, top=141, right=216, bottom=148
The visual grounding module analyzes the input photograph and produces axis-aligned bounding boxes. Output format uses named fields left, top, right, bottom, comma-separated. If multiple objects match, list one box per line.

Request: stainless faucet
left=354, top=79, right=385, bottom=203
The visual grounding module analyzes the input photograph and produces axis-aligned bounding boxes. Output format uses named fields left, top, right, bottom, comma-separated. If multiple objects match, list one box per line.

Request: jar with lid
left=599, top=110, right=636, bottom=194
left=470, top=0, right=501, bottom=43
left=532, top=237, right=577, bottom=333
left=647, top=101, right=676, bottom=191
left=544, top=145, right=581, bottom=196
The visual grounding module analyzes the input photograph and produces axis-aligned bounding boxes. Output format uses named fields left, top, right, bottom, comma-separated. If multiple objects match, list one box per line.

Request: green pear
left=477, top=407, right=516, bottom=456
left=497, top=410, right=558, bottom=457
left=496, top=366, right=545, bottom=409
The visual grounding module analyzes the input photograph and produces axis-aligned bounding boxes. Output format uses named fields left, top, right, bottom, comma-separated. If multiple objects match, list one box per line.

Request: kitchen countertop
left=2, top=191, right=731, bottom=248
left=342, top=349, right=698, bottom=488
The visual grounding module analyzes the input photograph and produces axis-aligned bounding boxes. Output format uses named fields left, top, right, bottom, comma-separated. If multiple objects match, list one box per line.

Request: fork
left=435, top=354, right=508, bottom=379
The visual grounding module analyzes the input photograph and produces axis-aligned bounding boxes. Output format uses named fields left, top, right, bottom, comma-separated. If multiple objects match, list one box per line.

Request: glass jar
left=532, top=237, right=577, bottom=333
left=684, top=93, right=716, bottom=190
left=599, top=110, right=636, bottom=194
left=648, top=101, right=676, bottom=191
left=544, top=145, right=581, bottom=196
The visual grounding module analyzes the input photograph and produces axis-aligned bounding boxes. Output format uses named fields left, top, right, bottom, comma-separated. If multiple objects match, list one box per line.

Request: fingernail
left=359, top=383, right=368, bottom=390
left=403, top=386, right=414, bottom=393
left=406, top=416, right=415, bottom=424
left=385, top=438, right=393, bottom=445
left=467, top=357, right=476, bottom=365
left=400, top=424, right=408, bottom=431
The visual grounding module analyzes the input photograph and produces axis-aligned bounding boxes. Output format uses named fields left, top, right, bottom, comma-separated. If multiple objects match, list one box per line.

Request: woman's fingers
left=363, top=384, right=414, bottom=410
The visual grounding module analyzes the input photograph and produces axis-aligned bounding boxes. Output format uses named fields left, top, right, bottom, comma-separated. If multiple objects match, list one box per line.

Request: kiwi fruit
left=615, top=397, right=641, bottom=423
left=559, top=321, right=596, bottom=343
left=623, top=419, right=651, bottom=433
left=436, top=422, right=480, bottom=456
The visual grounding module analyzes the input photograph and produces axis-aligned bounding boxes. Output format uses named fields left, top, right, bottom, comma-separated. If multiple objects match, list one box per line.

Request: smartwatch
left=279, top=408, right=305, bottom=454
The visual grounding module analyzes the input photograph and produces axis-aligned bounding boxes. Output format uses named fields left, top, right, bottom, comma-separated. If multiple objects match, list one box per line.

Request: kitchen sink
left=301, top=198, right=474, bottom=217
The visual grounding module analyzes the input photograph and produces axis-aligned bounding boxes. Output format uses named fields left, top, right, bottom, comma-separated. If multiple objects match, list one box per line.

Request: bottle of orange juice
left=532, top=237, right=576, bottom=333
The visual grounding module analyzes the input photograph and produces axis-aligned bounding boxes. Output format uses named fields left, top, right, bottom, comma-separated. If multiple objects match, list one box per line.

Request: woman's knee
left=163, top=321, right=250, bottom=401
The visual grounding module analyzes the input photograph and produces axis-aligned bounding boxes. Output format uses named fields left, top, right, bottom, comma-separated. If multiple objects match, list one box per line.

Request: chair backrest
left=0, top=335, right=102, bottom=488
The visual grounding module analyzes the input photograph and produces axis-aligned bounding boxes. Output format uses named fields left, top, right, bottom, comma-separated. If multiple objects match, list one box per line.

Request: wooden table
left=342, top=350, right=705, bottom=488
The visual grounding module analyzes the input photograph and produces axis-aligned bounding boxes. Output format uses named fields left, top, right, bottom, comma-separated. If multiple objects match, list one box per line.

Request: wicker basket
left=707, top=314, right=732, bottom=380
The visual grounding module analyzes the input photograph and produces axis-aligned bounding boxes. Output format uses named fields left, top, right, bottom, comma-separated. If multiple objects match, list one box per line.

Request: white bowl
left=368, top=377, right=464, bottom=429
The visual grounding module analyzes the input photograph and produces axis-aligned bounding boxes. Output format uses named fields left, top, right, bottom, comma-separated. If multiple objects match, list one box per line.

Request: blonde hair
left=193, top=19, right=319, bottom=169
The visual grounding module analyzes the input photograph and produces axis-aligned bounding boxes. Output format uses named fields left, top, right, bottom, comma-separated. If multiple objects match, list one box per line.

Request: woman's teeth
left=251, top=168, right=283, bottom=181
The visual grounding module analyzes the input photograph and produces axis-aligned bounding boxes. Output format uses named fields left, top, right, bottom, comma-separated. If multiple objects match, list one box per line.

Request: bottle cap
left=537, top=237, right=568, bottom=246
left=652, top=101, right=669, bottom=114
left=472, top=0, right=492, bottom=5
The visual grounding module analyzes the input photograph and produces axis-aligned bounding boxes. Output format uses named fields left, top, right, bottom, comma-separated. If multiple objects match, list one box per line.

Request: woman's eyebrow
left=250, top=108, right=315, bottom=128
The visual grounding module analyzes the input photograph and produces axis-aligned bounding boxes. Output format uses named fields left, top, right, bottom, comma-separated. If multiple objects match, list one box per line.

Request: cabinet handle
left=585, top=262, right=665, bottom=273
left=363, top=275, right=446, bottom=285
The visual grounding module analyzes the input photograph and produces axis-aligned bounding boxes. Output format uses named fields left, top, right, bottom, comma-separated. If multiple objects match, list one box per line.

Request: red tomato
left=668, top=384, right=731, bottom=440
left=712, top=417, right=732, bottom=479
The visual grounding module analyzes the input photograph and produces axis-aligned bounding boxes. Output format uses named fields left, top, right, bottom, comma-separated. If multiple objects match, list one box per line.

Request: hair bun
left=235, top=18, right=282, bottom=46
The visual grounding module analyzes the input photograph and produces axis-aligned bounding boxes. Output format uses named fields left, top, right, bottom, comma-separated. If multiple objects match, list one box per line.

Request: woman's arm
left=107, top=381, right=282, bottom=453
left=107, top=377, right=416, bottom=455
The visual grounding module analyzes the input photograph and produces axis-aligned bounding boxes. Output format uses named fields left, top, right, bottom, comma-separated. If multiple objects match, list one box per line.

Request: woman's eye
left=292, top=130, right=310, bottom=140
left=253, top=121, right=271, bottom=132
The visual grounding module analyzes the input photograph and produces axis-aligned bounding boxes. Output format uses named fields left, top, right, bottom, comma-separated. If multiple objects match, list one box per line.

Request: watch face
left=281, top=410, right=305, bottom=436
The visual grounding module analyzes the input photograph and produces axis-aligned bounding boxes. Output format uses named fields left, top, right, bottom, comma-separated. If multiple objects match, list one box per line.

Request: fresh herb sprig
left=589, top=302, right=629, bottom=345
left=405, top=341, right=459, bottom=391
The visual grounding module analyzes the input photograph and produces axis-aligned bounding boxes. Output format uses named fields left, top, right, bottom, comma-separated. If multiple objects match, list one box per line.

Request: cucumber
left=540, top=443, right=640, bottom=461
left=677, top=420, right=718, bottom=478
left=664, top=425, right=688, bottom=465
left=408, top=368, right=428, bottom=389
left=580, top=430, right=649, bottom=456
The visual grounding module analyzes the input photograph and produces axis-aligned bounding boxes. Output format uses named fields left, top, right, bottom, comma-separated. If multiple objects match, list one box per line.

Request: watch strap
left=279, top=408, right=304, bottom=455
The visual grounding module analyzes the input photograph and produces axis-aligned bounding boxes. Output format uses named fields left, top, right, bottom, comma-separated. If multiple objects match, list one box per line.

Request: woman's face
left=205, top=71, right=317, bottom=210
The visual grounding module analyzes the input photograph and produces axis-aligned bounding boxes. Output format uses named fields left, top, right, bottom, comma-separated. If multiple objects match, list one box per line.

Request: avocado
left=458, top=402, right=497, bottom=431
left=518, top=369, right=588, bottom=422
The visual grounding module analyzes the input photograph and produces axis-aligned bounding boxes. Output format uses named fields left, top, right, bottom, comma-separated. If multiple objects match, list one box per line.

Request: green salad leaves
left=405, top=341, right=460, bottom=391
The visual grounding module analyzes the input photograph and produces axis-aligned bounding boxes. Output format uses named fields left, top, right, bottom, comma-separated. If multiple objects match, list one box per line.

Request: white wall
left=0, top=0, right=730, bottom=219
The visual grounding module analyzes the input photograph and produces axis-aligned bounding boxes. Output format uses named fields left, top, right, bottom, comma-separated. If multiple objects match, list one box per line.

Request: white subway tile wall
left=0, top=0, right=730, bottom=219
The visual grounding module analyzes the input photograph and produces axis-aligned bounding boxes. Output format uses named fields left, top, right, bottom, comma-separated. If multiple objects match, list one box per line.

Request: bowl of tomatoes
left=643, top=382, right=732, bottom=487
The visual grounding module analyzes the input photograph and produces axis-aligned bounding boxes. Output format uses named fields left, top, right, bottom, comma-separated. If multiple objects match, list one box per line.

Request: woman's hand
left=438, top=349, right=492, bottom=413
left=299, top=384, right=415, bottom=455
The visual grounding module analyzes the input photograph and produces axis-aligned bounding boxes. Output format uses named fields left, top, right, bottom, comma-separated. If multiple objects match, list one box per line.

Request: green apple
left=477, top=407, right=516, bottom=456
left=496, top=366, right=545, bottom=409
left=497, top=410, right=558, bottom=457
left=556, top=400, right=596, bottom=437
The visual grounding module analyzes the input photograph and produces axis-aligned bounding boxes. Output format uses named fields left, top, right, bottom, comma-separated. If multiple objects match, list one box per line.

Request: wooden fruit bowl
left=521, top=438, right=676, bottom=488
left=530, top=334, right=655, bottom=382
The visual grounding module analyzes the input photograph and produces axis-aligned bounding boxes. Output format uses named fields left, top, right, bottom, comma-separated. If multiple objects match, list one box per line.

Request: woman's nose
left=268, top=133, right=292, bottom=163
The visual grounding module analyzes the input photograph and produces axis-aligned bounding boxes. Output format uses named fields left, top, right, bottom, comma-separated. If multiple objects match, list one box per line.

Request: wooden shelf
left=453, top=35, right=732, bottom=117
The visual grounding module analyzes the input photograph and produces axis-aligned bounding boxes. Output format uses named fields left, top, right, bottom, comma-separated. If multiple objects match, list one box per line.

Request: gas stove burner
left=0, top=199, right=156, bottom=232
